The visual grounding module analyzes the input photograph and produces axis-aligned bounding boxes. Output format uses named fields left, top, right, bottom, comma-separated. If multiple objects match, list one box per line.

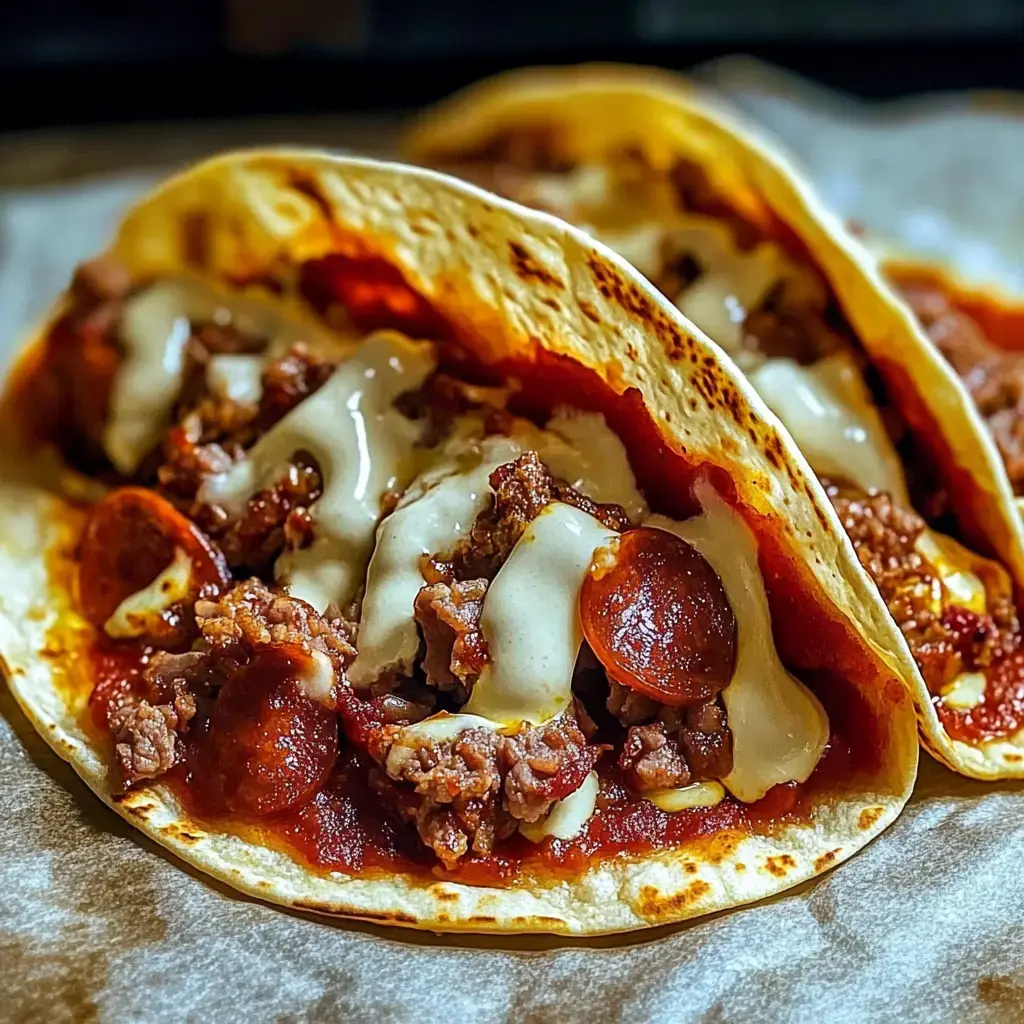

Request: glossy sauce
left=86, top=633, right=877, bottom=884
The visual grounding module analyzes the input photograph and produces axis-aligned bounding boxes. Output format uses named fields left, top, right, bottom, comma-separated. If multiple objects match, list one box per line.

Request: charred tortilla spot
left=706, top=833, right=742, bottom=865
left=542, top=296, right=561, bottom=312
left=857, top=806, right=885, bottom=831
left=182, top=210, right=211, bottom=268
left=1004, top=753, right=1023, bottom=763
left=684, top=862, right=698, bottom=874
left=734, top=863, right=746, bottom=872
left=287, top=172, right=334, bottom=221
left=578, top=299, right=601, bottom=323
left=764, top=854, right=797, bottom=878
left=467, top=224, right=480, bottom=238
left=813, top=848, right=842, bottom=872
left=434, top=889, right=460, bottom=903
left=635, top=880, right=711, bottom=921
left=508, top=240, right=565, bottom=290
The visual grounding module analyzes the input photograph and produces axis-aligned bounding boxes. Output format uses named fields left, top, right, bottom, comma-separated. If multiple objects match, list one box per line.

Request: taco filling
left=11, top=247, right=886, bottom=883
left=423, top=126, right=1024, bottom=748
left=895, top=274, right=1024, bottom=501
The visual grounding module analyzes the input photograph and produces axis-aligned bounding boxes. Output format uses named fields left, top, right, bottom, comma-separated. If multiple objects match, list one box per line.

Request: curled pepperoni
left=209, top=645, right=339, bottom=816
left=580, top=527, right=737, bottom=706
left=79, top=487, right=231, bottom=630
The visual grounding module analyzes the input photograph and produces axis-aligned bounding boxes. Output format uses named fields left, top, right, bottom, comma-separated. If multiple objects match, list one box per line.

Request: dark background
left=2, top=0, right=1024, bottom=132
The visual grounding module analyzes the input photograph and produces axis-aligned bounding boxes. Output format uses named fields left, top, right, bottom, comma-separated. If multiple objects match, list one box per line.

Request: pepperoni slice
left=209, top=645, right=339, bottom=816
left=580, top=527, right=737, bottom=706
left=79, top=487, right=231, bottom=629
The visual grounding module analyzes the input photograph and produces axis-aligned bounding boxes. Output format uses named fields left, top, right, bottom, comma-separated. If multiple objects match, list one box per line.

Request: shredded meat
left=617, top=696, right=733, bottom=791
left=195, top=577, right=356, bottom=669
left=606, top=680, right=660, bottom=726
left=110, top=685, right=196, bottom=786
left=444, top=452, right=631, bottom=581
left=413, top=579, right=489, bottom=697
left=903, top=283, right=1024, bottom=496
left=828, top=485, right=1018, bottom=693
left=376, top=711, right=604, bottom=868
left=619, top=723, right=691, bottom=791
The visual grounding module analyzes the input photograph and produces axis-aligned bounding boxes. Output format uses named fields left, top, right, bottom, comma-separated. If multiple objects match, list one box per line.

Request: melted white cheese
left=398, top=711, right=500, bottom=745
left=914, top=532, right=987, bottom=615
left=646, top=781, right=726, bottom=813
left=520, top=771, right=600, bottom=842
left=647, top=479, right=830, bottom=804
left=463, top=502, right=618, bottom=726
left=941, top=671, right=987, bottom=710
left=206, top=354, right=265, bottom=404
left=203, top=332, right=437, bottom=612
left=103, top=546, right=192, bottom=639
left=349, top=435, right=523, bottom=687
left=542, top=410, right=649, bottom=521
left=298, top=649, right=337, bottom=706
left=749, top=352, right=909, bottom=501
left=104, top=278, right=339, bottom=475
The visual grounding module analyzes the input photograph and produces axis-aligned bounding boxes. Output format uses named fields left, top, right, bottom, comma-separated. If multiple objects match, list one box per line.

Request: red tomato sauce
left=85, top=633, right=881, bottom=886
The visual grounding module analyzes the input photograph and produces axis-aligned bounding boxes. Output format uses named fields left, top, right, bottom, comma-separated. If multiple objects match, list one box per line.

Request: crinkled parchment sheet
left=3, top=107, right=1024, bottom=1024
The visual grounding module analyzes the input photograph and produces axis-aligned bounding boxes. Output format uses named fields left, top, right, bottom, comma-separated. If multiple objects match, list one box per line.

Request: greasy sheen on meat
left=609, top=683, right=734, bottom=791
left=827, top=483, right=1019, bottom=694
left=413, top=579, right=489, bottom=698
left=902, top=282, right=1024, bottom=497
left=377, top=707, right=604, bottom=869
left=195, top=577, right=356, bottom=669
left=109, top=682, right=196, bottom=786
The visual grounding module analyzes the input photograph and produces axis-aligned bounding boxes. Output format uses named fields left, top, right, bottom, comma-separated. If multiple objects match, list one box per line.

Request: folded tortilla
left=0, top=150, right=918, bottom=934
left=406, top=63, right=1024, bottom=781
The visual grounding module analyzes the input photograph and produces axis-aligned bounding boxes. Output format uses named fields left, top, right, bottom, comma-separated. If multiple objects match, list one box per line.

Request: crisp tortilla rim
left=1, top=151, right=917, bottom=932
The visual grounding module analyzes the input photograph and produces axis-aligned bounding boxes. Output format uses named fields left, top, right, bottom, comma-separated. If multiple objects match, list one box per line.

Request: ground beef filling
left=608, top=682, right=733, bottom=791
left=826, top=484, right=1018, bottom=696
left=159, top=343, right=334, bottom=572
left=412, top=451, right=630, bottom=698
left=379, top=707, right=604, bottom=870
left=364, top=451, right=629, bottom=865
left=109, top=579, right=355, bottom=789
left=901, top=282, right=1024, bottom=496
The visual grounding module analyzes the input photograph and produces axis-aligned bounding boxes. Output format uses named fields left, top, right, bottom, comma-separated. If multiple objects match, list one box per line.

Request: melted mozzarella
left=646, top=781, right=725, bottom=813
left=103, top=547, right=192, bottom=639
left=668, top=221, right=792, bottom=353
left=298, top=649, right=337, bottom=706
left=914, top=532, right=987, bottom=615
left=542, top=410, right=649, bottom=521
left=463, top=503, right=618, bottom=726
left=941, top=671, right=987, bottom=710
left=203, top=332, right=437, bottom=612
left=349, top=435, right=523, bottom=687
left=749, top=353, right=909, bottom=501
left=648, top=479, right=829, bottom=804
left=207, top=354, right=265, bottom=404
left=104, top=278, right=340, bottom=475
left=520, top=771, right=600, bottom=842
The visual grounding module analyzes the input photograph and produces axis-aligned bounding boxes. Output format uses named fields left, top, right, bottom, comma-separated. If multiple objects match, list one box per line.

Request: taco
left=406, top=63, right=1024, bottom=780
left=0, top=150, right=917, bottom=935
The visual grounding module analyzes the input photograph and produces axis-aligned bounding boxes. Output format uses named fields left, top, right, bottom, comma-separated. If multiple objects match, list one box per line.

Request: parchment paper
left=3, top=96, right=1024, bottom=1024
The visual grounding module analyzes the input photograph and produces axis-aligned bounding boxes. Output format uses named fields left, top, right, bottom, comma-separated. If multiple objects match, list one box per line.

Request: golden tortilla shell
left=1, top=151, right=918, bottom=933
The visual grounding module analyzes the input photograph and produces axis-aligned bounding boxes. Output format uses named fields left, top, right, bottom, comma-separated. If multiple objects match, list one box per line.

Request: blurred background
left=3, top=0, right=1024, bottom=134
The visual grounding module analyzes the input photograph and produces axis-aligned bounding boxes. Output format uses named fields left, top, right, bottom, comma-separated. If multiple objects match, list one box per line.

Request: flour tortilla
left=406, top=64, right=1024, bottom=782
left=0, top=150, right=918, bottom=933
